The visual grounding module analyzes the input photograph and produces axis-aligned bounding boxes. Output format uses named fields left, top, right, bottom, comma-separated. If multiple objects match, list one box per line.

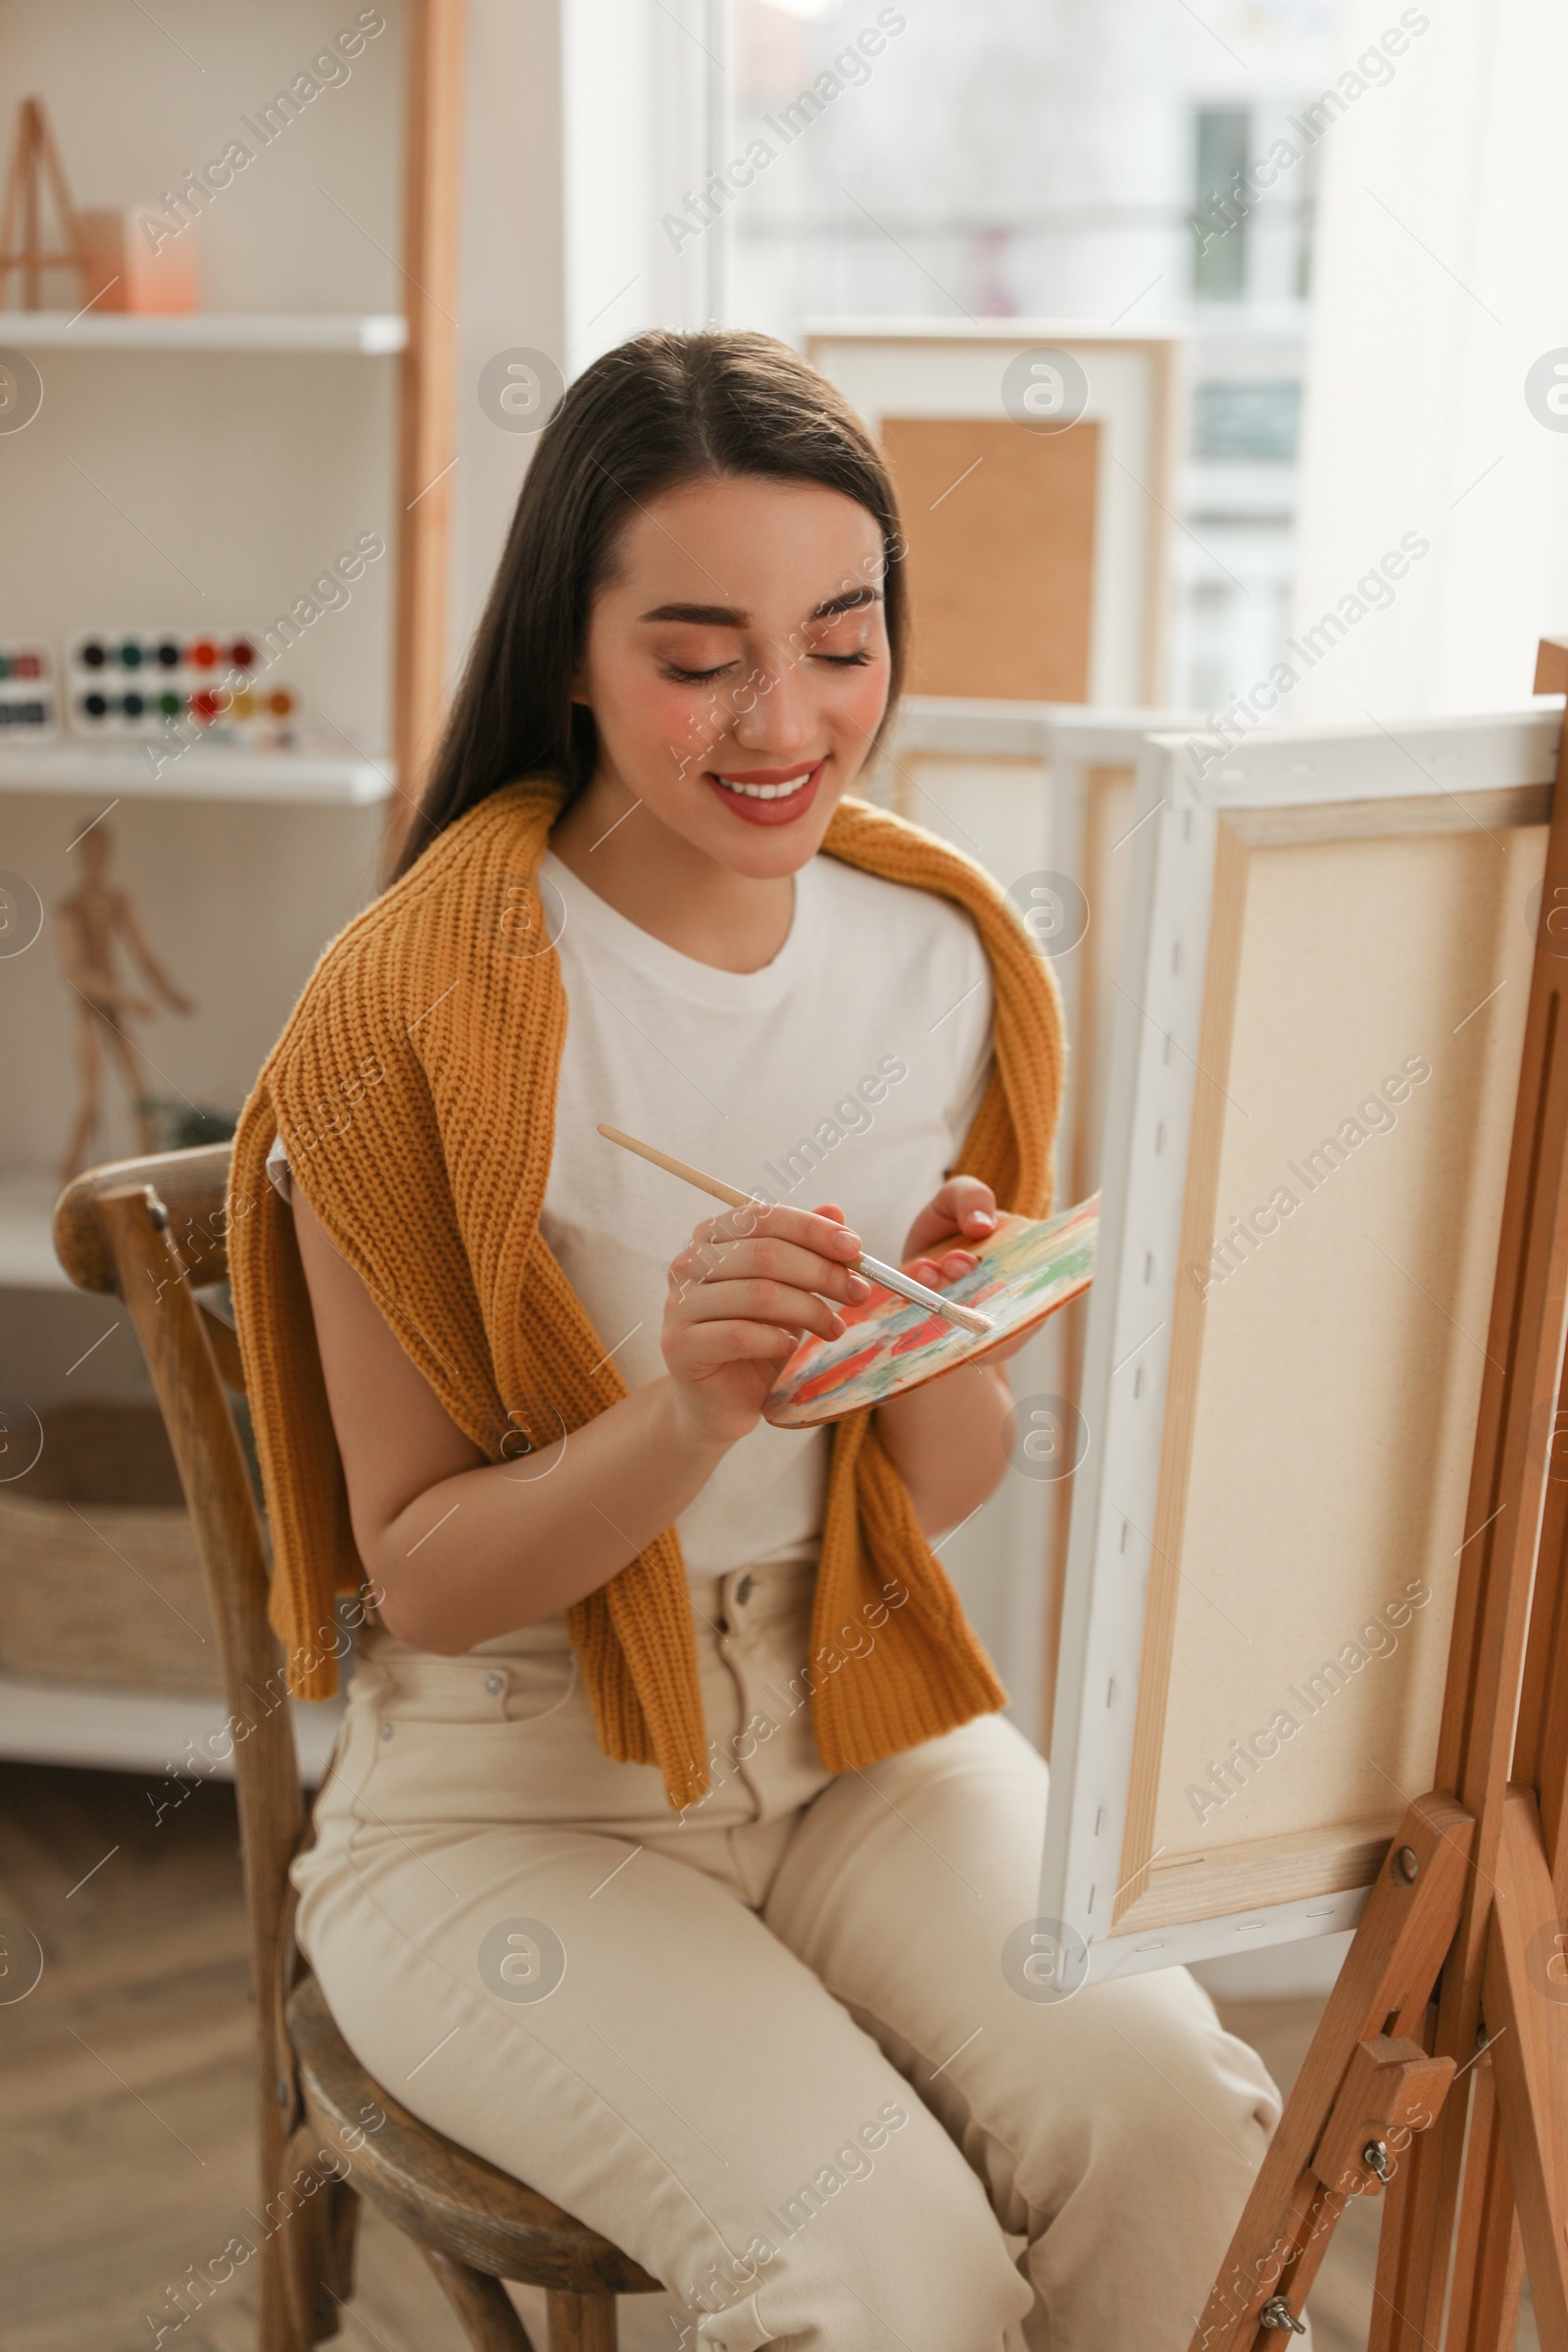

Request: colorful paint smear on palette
left=763, top=1195, right=1099, bottom=1429
left=0, top=643, right=57, bottom=740
left=69, top=633, right=300, bottom=749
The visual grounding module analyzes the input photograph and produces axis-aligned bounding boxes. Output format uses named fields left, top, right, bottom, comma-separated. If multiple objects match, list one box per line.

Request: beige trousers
left=292, top=1556, right=1286, bottom=2350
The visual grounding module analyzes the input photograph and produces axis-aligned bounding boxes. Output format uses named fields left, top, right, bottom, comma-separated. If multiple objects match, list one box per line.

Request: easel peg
left=1257, top=2298, right=1306, bottom=2334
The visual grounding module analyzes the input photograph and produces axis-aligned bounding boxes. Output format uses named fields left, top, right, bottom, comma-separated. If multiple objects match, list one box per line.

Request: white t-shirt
left=270, top=844, right=995, bottom=1582
left=536, top=846, right=993, bottom=1577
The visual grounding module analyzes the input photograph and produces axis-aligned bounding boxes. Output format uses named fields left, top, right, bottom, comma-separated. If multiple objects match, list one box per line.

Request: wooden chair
left=54, top=1145, right=662, bottom=2352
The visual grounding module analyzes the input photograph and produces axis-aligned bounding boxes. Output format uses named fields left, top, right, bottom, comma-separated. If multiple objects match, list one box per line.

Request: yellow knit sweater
left=228, top=778, right=1065, bottom=1808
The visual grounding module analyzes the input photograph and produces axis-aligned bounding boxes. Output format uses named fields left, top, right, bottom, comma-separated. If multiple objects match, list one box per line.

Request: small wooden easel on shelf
left=0, top=96, right=86, bottom=312
left=1190, top=639, right=1568, bottom=2351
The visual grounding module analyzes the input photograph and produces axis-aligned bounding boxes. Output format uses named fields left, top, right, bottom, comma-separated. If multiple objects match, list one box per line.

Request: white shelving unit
left=0, top=1671, right=344, bottom=1784
left=0, top=1174, right=70, bottom=1289
left=0, top=0, right=469, bottom=1781
left=0, top=744, right=394, bottom=803
left=0, top=312, right=408, bottom=352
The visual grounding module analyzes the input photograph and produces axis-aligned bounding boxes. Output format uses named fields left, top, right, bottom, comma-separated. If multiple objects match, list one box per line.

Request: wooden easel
left=0, top=97, right=87, bottom=311
left=1189, top=639, right=1568, bottom=2349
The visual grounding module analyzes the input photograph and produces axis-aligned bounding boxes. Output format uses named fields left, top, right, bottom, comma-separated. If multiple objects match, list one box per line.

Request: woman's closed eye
left=803, top=611, right=877, bottom=668
left=661, top=647, right=873, bottom=683
left=662, top=659, right=738, bottom=683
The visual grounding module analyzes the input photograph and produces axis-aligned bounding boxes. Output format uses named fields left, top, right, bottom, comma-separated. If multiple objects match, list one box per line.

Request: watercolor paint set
left=67, top=631, right=301, bottom=748
left=0, top=643, right=59, bottom=741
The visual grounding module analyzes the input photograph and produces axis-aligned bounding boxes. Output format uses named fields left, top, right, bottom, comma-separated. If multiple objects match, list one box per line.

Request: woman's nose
left=730, top=652, right=812, bottom=753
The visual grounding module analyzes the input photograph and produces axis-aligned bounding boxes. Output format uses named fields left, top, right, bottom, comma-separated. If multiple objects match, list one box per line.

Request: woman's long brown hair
left=390, top=328, right=909, bottom=880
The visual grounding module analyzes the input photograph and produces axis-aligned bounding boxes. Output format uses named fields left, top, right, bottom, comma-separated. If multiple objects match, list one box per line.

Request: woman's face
left=572, top=473, right=893, bottom=876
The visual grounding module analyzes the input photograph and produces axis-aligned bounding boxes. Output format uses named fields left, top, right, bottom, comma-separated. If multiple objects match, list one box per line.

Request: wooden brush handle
left=596, top=1126, right=757, bottom=1211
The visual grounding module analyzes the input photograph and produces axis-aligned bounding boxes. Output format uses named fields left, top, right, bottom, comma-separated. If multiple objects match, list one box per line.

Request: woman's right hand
left=661, top=1200, right=871, bottom=1446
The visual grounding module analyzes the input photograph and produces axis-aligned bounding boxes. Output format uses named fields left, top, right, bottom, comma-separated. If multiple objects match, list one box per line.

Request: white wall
left=451, top=0, right=722, bottom=662
left=561, top=0, right=722, bottom=373
left=452, top=0, right=566, bottom=658
left=1287, top=0, right=1568, bottom=719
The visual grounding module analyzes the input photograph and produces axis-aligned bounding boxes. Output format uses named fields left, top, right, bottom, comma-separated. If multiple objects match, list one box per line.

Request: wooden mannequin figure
left=57, top=825, right=195, bottom=1180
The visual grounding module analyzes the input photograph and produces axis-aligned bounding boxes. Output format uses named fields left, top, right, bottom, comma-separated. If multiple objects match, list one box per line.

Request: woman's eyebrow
left=639, top=601, right=744, bottom=625
left=637, top=587, right=883, bottom=626
left=812, top=587, right=881, bottom=618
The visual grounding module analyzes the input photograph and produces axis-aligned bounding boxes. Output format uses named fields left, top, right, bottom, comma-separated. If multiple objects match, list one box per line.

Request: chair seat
left=286, top=1972, right=661, bottom=2297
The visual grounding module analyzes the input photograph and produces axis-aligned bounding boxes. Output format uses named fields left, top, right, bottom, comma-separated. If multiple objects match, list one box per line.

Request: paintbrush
left=597, top=1123, right=995, bottom=1337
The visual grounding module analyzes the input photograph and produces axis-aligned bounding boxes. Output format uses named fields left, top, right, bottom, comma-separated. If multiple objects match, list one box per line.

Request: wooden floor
left=0, top=1759, right=1537, bottom=2351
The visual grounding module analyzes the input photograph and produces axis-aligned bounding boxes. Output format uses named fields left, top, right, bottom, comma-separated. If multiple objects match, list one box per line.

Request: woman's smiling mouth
left=704, top=759, right=825, bottom=823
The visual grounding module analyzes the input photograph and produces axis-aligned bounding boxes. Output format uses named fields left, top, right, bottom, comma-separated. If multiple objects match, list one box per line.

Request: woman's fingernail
left=970, top=1210, right=996, bottom=1229
left=832, top=1228, right=861, bottom=1256
left=826, top=1310, right=846, bottom=1336
left=847, top=1273, right=871, bottom=1300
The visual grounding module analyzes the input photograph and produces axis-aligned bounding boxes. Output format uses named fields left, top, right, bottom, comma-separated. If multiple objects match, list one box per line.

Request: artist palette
left=0, top=642, right=58, bottom=740
left=68, top=631, right=300, bottom=748
left=762, top=1195, right=1099, bottom=1428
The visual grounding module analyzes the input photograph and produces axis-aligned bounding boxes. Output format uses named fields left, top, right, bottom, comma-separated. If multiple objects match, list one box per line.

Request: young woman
left=231, top=329, right=1283, bottom=2351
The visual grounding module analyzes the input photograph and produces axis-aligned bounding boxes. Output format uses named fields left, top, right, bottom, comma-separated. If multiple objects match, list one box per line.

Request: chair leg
left=320, top=2177, right=360, bottom=2308
left=257, top=2232, right=301, bottom=2352
left=419, top=2247, right=539, bottom=2350
left=273, top=2128, right=361, bottom=2343
left=547, top=2291, right=618, bottom=2351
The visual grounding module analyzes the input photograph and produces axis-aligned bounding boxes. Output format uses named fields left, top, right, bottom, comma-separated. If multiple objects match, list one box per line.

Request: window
left=1193, top=381, right=1302, bottom=463
left=719, top=2, right=1337, bottom=710
left=1192, top=108, right=1250, bottom=302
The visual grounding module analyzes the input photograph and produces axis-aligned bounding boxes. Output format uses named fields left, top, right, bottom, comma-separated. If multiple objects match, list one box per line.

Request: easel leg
left=1367, top=2130, right=1419, bottom=2350
left=1482, top=1790, right=1568, bottom=2348
left=1367, top=2066, right=1466, bottom=2349
left=1441, top=2061, right=1526, bottom=2352
left=1187, top=1794, right=1472, bottom=2352
left=1375, top=650, right=1568, bottom=2350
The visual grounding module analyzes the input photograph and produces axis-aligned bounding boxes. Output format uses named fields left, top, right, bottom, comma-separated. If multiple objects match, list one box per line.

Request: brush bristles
left=952, top=1304, right=995, bottom=1336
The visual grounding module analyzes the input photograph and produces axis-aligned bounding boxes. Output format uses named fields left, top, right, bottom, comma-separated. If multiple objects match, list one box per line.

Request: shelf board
left=0, top=1670, right=343, bottom=1783
left=0, top=744, right=393, bottom=804
left=0, top=311, right=408, bottom=354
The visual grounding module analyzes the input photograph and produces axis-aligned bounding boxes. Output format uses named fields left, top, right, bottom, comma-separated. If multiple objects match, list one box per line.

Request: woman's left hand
left=899, top=1176, right=1033, bottom=1364
left=870, top=1176, right=1023, bottom=1531
left=900, top=1174, right=998, bottom=1293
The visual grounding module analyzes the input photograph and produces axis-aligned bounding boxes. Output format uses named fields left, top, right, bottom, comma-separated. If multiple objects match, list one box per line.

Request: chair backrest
left=54, top=1144, right=308, bottom=2190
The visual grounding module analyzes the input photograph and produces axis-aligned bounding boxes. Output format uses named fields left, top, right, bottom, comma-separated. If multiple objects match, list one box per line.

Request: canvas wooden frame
left=870, top=699, right=1198, bottom=1744
left=803, top=321, right=1182, bottom=707
left=1041, top=710, right=1560, bottom=1977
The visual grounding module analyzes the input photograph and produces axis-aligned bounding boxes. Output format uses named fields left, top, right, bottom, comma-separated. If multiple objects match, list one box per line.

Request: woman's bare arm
left=289, top=1185, right=867, bottom=1653
left=874, top=1356, right=1015, bottom=1539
